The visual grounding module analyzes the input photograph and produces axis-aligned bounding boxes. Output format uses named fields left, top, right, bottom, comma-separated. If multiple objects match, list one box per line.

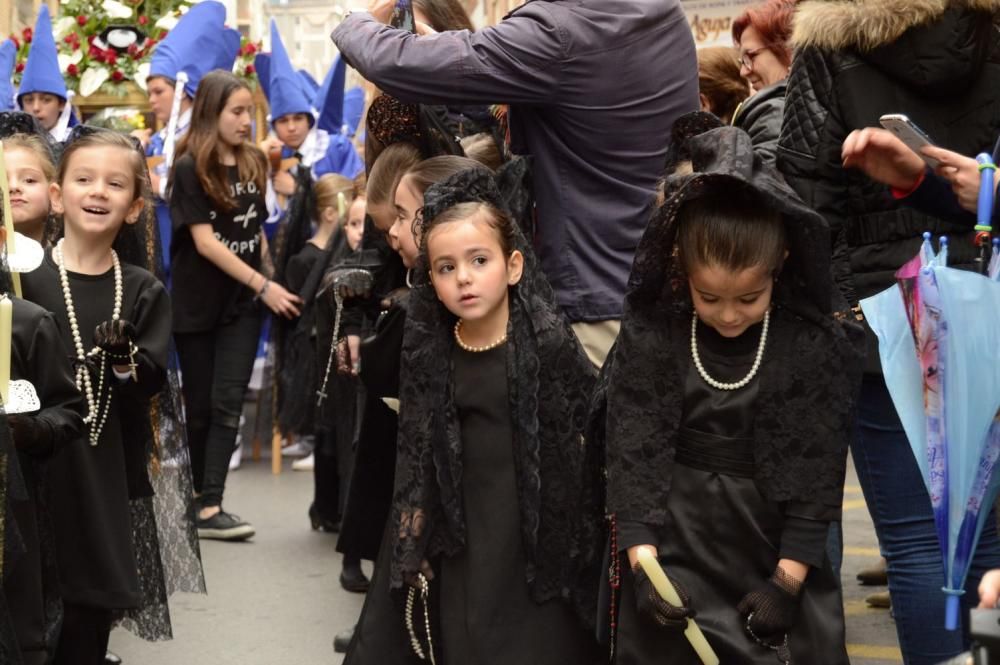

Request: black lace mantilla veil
left=57, top=125, right=206, bottom=640
left=389, top=167, right=604, bottom=622
left=597, top=125, right=865, bottom=529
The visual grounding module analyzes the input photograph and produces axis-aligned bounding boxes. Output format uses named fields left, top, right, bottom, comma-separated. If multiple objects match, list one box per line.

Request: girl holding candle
left=598, top=126, right=863, bottom=664
left=370, top=165, right=602, bottom=664
left=0, top=206, right=85, bottom=665
left=169, top=71, right=302, bottom=541
left=20, top=127, right=172, bottom=665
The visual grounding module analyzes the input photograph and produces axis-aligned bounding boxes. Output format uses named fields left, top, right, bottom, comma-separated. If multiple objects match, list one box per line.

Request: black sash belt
left=675, top=427, right=755, bottom=478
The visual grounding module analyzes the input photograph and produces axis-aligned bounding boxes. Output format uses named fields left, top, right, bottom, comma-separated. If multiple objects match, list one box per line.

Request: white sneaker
left=281, top=438, right=314, bottom=457
left=291, top=452, right=314, bottom=472
left=229, top=444, right=242, bottom=471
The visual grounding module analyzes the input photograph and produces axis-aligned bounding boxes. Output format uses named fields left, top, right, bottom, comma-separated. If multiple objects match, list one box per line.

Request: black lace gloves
left=738, top=567, right=803, bottom=644
left=633, top=565, right=695, bottom=631
left=93, top=319, right=136, bottom=358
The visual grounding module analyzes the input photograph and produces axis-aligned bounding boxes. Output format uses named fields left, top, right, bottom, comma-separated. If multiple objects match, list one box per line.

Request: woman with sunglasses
left=731, top=0, right=795, bottom=165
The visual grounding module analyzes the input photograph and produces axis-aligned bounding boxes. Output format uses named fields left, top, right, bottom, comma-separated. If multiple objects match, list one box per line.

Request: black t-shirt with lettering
left=169, top=154, right=264, bottom=333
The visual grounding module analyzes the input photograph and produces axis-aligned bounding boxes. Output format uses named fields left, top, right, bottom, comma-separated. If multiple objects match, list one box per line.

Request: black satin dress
left=438, top=344, right=589, bottom=665
left=615, top=321, right=848, bottom=665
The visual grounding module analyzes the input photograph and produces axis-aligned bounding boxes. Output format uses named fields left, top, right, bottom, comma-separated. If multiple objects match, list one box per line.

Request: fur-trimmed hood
left=794, top=0, right=1000, bottom=50
left=793, top=0, right=1000, bottom=95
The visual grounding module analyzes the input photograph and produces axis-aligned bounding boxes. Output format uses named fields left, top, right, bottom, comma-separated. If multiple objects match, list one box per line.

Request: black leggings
left=176, top=307, right=261, bottom=508
left=52, top=604, right=112, bottom=665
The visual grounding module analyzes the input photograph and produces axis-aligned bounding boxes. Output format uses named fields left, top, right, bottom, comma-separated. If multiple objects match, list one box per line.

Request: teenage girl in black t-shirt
left=169, top=71, right=302, bottom=541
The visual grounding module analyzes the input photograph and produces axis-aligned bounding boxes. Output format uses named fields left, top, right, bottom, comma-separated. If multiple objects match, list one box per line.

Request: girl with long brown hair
left=169, top=70, right=302, bottom=541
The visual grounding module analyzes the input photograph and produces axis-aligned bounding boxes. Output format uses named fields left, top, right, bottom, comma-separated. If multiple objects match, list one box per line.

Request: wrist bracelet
left=254, top=279, right=270, bottom=302
left=246, top=271, right=258, bottom=290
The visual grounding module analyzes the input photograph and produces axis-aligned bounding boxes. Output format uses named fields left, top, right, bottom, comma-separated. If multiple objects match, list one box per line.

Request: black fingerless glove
left=93, top=319, right=136, bottom=358
left=633, top=565, right=695, bottom=632
left=737, top=567, right=803, bottom=642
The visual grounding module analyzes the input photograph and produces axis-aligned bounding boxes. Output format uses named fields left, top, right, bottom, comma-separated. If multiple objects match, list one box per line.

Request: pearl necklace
left=54, top=239, right=123, bottom=446
left=690, top=310, right=769, bottom=391
left=454, top=320, right=507, bottom=353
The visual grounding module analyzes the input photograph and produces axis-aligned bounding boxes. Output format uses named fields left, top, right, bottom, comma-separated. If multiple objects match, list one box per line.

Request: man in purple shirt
left=333, top=0, right=698, bottom=364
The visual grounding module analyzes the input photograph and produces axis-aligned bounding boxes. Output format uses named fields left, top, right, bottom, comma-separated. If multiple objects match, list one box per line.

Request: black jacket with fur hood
left=778, top=0, right=1000, bottom=315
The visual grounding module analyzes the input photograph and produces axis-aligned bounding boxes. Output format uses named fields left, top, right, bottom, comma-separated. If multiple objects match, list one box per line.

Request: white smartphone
left=879, top=113, right=940, bottom=168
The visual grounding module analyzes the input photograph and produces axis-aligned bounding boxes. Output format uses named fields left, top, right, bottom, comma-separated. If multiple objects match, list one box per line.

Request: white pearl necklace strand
left=54, top=239, right=123, bottom=446
left=690, top=310, right=770, bottom=391
left=454, top=320, right=507, bottom=353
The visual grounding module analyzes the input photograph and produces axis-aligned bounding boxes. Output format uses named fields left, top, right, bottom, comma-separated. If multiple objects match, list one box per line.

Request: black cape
left=599, top=126, right=865, bottom=527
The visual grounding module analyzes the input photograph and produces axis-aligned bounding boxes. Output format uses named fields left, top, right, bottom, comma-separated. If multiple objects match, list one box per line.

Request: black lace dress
left=614, top=321, right=847, bottom=665
left=439, top=344, right=590, bottom=664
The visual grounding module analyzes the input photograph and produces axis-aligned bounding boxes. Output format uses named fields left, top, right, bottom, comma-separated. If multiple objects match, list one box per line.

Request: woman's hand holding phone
left=842, top=127, right=925, bottom=190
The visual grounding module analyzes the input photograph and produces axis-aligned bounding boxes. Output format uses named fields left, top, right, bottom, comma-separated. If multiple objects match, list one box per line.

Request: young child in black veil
left=0, top=187, right=85, bottom=665
left=384, top=166, right=602, bottom=664
left=599, top=126, right=863, bottom=665
left=20, top=128, right=171, bottom=665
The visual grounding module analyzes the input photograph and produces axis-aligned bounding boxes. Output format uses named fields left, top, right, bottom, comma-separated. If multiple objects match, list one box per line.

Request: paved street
left=109, top=454, right=901, bottom=664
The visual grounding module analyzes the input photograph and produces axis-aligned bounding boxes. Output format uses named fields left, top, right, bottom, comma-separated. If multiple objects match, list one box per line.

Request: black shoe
left=104, top=652, right=122, bottom=665
left=333, top=625, right=355, bottom=653
left=197, top=510, right=255, bottom=541
left=308, top=503, right=340, bottom=533
left=339, top=564, right=370, bottom=593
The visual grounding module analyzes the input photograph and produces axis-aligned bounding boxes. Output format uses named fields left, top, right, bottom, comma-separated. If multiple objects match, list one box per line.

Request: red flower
left=22, top=27, right=32, bottom=43
left=87, top=35, right=96, bottom=45
left=67, top=63, right=78, bottom=77
left=76, top=15, right=88, bottom=26
left=245, top=64, right=256, bottom=75
left=127, top=44, right=139, bottom=57
left=138, top=15, right=148, bottom=25
left=15, top=63, right=23, bottom=73
left=112, top=70, right=124, bottom=82
left=105, top=49, right=118, bottom=65
left=89, top=45, right=103, bottom=60
left=245, top=42, right=257, bottom=55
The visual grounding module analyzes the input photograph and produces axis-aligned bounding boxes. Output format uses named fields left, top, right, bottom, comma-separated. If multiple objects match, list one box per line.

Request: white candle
left=0, top=295, right=12, bottom=407
left=636, top=549, right=720, bottom=665
left=0, top=142, right=21, bottom=298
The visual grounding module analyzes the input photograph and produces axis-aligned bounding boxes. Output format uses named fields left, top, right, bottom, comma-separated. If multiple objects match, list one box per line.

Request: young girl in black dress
left=600, top=127, right=863, bottom=664
left=169, top=71, right=302, bottom=540
left=20, top=128, right=172, bottom=665
left=0, top=200, right=85, bottom=665
left=386, top=166, right=601, bottom=664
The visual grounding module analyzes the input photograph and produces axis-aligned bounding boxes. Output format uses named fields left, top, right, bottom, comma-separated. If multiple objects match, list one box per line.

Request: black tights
left=176, top=308, right=261, bottom=508
left=52, top=604, right=112, bottom=665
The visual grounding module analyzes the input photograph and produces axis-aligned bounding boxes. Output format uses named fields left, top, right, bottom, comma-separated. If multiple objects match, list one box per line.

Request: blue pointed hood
left=0, top=41, right=17, bottom=112
left=18, top=5, right=66, bottom=102
left=315, top=56, right=347, bottom=134
left=267, top=20, right=313, bottom=126
left=343, top=86, right=364, bottom=138
left=254, top=53, right=271, bottom=102
left=298, top=69, right=320, bottom=105
left=149, top=1, right=241, bottom=98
